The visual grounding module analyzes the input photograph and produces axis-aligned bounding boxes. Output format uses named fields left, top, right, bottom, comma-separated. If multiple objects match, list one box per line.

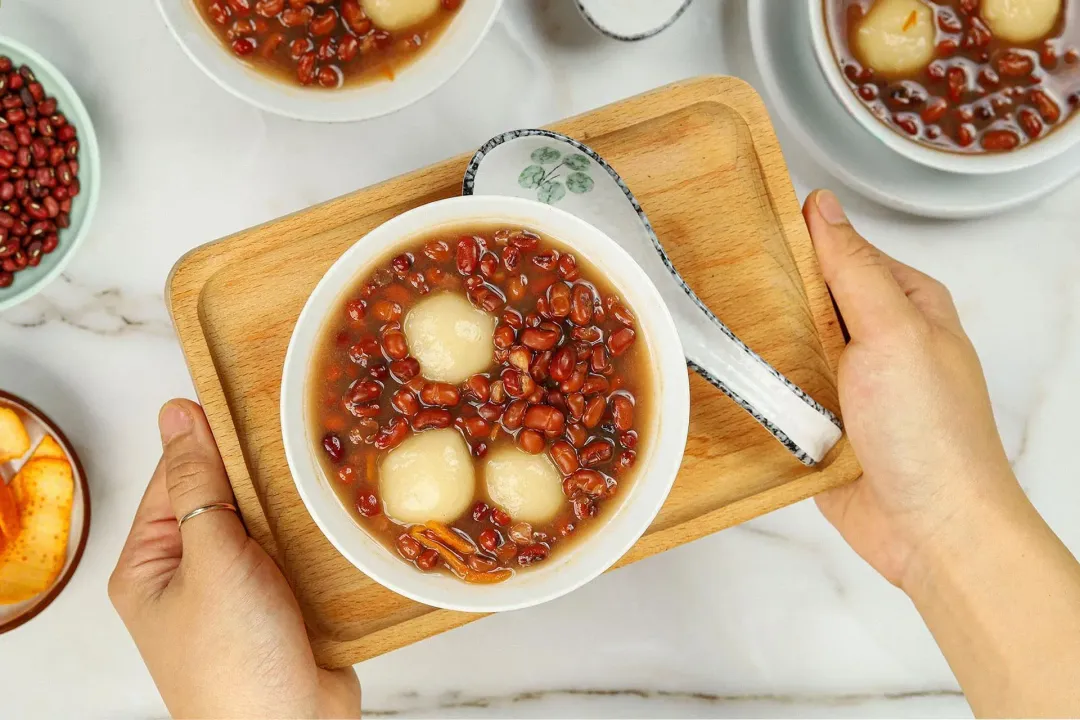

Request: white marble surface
left=1, top=0, right=1078, bottom=717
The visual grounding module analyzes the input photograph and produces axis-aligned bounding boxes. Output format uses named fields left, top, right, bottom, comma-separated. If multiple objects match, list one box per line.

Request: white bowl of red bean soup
left=281, top=196, right=689, bottom=612
left=810, top=0, right=1080, bottom=174
left=157, top=0, right=501, bottom=122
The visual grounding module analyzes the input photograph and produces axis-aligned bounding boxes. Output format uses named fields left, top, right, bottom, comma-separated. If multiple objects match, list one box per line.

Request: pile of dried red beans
left=314, top=228, right=645, bottom=579
left=831, top=0, right=1080, bottom=153
left=200, top=0, right=463, bottom=88
left=0, top=57, right=80, bottom=289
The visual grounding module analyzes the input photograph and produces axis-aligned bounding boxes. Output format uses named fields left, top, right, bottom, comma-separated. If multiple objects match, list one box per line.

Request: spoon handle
left=678, top=308, right=842, bottom=465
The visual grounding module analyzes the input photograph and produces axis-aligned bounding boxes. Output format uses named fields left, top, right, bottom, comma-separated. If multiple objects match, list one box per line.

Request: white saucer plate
left=747, top=0, right=1080, bottom=219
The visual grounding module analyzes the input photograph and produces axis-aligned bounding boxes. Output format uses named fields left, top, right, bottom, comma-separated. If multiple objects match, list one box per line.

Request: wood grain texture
left=166, top=76, right=861, bottom=669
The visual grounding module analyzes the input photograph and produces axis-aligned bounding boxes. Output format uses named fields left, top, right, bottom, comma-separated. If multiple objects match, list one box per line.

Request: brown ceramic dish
left=0, top=390, right=90, bottom=634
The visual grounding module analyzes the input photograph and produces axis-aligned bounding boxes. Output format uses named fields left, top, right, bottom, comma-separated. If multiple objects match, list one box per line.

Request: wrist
left=899, top=469, right=1033, bottom=604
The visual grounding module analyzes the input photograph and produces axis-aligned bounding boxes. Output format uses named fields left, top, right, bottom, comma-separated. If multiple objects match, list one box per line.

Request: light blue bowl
left=0, top=35, right=100, bottom=312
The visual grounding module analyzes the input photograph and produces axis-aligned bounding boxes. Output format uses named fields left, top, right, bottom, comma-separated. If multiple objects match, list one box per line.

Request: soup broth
left=307, top=225, right=654, bottom=584
left=196, top=0, right=463, bottom=89
left=826, top=0, right=1080, bottom=153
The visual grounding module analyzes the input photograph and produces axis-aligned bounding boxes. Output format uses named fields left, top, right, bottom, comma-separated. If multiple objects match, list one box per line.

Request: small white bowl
left=807, top=0, right=1080, bottom=175
left=156, top=0, right=502, bottom=123
left=281, top=196, right=690, bottom=613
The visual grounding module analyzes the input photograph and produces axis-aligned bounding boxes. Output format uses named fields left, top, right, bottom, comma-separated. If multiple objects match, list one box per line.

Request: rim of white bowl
left=281, top=196, right=690, bottom=613
left=806, top=0, right=1080, bottom=176
left=155, top=0, right=502, bottom=123
left=0, top=35, right=101, bottom=312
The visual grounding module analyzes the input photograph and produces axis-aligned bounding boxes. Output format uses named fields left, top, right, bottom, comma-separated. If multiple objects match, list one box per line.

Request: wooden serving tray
left=167, top=76, right=860, bottom=669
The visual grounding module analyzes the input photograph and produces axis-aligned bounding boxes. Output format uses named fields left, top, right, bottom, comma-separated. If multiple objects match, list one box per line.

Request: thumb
left=159, top=399, right=247, bottom=559
left=804, top=190, right=920, bottom=342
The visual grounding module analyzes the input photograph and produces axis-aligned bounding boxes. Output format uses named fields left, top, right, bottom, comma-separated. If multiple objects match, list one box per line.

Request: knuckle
left=165, top=452, right=214, bottom=505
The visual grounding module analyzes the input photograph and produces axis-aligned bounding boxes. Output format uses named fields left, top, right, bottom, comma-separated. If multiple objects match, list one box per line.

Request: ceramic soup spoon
left=463, top=129, right=843, bottom=466
left=575, top=0, right=693, bottom=41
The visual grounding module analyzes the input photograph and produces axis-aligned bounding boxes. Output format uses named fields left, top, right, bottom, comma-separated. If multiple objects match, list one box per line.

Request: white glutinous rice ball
left=856, top=0, right=936, bottom=76
left=982, top=0, right=1061, bottom=44
left=362, top=0, right=441, bottom=32
left=484, top=446, right=564, bottom=524
left=380, top=429, right=475, bottom=524
left=403, top=293, right=495, bottom=384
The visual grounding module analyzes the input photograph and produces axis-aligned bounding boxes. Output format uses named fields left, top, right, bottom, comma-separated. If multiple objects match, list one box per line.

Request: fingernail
left=816, top=190, right=849, bottom=226
left=159, top=403, right=192, bottom=443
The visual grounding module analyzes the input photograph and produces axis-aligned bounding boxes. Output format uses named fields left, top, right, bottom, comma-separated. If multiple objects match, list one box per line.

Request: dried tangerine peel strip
left=409, top=525, right=512, bottom=585
left=423, top=520, right=476, bottom=556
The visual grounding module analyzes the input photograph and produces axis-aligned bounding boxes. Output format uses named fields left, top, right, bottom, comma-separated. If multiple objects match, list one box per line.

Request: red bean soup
left=196, top=0, right=464, bottom=89
left=308, top=225, right=652, bottom=585
left=825, top=0, right=1080, bottom=153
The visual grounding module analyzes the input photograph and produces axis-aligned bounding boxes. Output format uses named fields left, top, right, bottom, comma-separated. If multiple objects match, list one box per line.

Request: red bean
left=518, top=429, right=546, bottom=454
left=549, top=441, right=580, bottom=475
left=391, top=389, right=419, bottom=416
left=501, top=367, right=536, bottom=399
left=420, top=382, right=460, bottom=407
left=520, top=327, right=559, bottom=351
left=357, top=492, right=381, bottom=517
left=981, top=129, right=1020, bottom=151
left=501, top=399, right=527, bottom=431
left=524, top=405, right=565, bottom=435
left=373, top=417, right=409, bottom=450
left=613, top=450, right=637, bottom=475
left=381, top=328, right=409, bottom=360
left=397, top=534, right=423, bottom=560
left=478, top=528, right=501, bottom=552
left=547, top=282, right=571, bottom=318
left=416, top=548, right=440, bottom=571
left=472, top=501, right=491, bottom=522
left=607, top=328, right=636, bottom=356
left=582, top=374, right=609, bottom=396
left=322, top=433, right=344, bottom=462
left=583, top=395, right=606, bottom=429
left=456, top=236, right=480, bottom=274
left=611, top=394, right=634, bottom=432
left=569, top=284, right=594, bottom=326
left=580, top=440, right=613, bottom=467
left=412, top=408, right=452, bottom=431
left=466, top=375, right=490, bottom=402
left=517, top=543, right=549, bottom=566
left=490, top=508, right=511, bottom=527
left=389, top=357, right=420, bottom=382
left=463, top=416, right=490, bottom=438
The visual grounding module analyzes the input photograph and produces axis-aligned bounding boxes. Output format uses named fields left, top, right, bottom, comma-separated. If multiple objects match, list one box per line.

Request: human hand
left=804, top=191, right=1026, bottom=591
left=108, top=399, right=362, bottom=719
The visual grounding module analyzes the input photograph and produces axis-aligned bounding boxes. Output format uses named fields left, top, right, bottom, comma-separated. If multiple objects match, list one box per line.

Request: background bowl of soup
left=809, top=0, right=1080, bottom=174
left=157, top=0, right=502, bottom=122
left=280, top=195, right=689, bottom=612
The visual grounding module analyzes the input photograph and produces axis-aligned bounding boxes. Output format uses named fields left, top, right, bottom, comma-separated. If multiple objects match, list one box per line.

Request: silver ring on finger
left=177, top=502, right=238, bottom=530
